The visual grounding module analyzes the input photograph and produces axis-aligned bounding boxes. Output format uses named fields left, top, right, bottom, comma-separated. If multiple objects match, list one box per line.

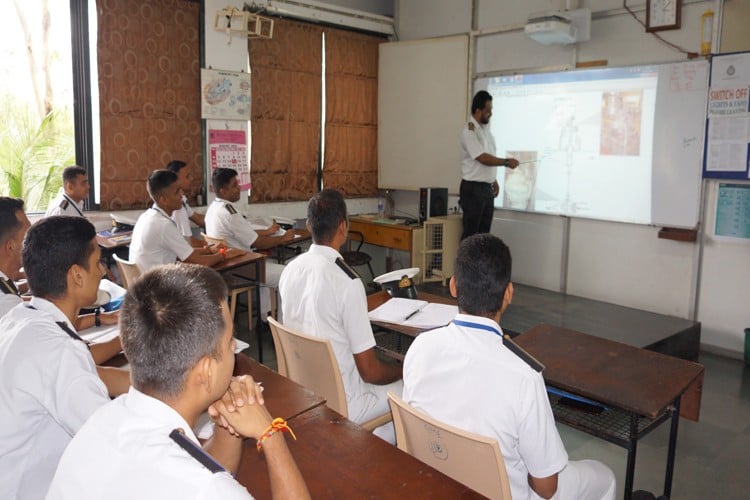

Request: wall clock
left=646, top=0, right=681, bottom=32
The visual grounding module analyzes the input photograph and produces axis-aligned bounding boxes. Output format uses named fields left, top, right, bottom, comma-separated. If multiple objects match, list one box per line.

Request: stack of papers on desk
left=368, top=298, right=458, bottom=329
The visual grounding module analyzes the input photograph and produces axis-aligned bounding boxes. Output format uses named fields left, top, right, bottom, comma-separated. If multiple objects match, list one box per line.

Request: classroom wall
left=393, top=0, right=750, bottom=356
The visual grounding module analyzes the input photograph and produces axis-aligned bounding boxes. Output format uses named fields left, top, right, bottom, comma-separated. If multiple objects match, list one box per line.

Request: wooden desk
left=213, top=252, right=267, bottom=362
left=264, top=229, right=311, bottom=264
left=515, top=324, right=704, bottom=500
left=348, top=217, right=424, bottom=276
left=96, top=230, right=132, bottom=249
left=233, top=354, right=325, bottom=421
left=235, top=405, right=483, bottom=499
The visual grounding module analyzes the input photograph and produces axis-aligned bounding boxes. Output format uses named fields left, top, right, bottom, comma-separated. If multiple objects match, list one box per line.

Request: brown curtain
left=248, top=19, right=322, bottom=202
left=323, top=28, right=384, bottom=197
left=97, top=0, right=201, bottom=210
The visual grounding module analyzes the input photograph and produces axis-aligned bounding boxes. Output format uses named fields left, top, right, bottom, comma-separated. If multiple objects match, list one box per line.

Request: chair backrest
left=113, top=254, right=142, bottom=289
left=267, top=317, right=289, bottom=377
left=345, top=230, right=365, bottom=253
left=201, top=232, right=226, bottom=247
left=387, top=392, right=512, bottom=500
left=267, top=317, right=348, bottom=417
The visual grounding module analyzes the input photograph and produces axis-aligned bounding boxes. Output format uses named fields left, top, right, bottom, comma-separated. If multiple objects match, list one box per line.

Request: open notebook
left=368, top=298, right=458, bottom=329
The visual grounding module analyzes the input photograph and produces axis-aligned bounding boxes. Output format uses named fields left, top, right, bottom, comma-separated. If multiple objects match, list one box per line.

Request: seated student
left=0, top=216, right=130, bottom=499
left=205, top=168, right=293, bottom=318
left=279, top=188, right=402, bottom=443
left=47, top=264, right=310, bottom=500
left=0, top=197, right=30, bottom=317
left=46, top=165, right=89, bottom=217
left=166, top=159, right=206, bottom=247
left=130, top=169, right=242, bottom=273
left=403, top=234, right=616, bottom=500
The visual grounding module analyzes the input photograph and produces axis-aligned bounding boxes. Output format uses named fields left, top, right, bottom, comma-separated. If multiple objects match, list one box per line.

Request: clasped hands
left=208, top=375, right=272, bottom=440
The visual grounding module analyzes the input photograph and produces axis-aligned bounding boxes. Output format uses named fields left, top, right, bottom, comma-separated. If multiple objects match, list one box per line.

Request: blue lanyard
left=452, top=319, right=503, bottom=339
left=63, top=194, right=84, bottom=216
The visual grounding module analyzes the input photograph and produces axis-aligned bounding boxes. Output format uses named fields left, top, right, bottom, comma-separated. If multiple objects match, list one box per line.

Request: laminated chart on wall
left=715, top=183, right=750, bottom=238
left=704, top=52, right=750, bottom=179
left=201, top=68, right=251, bottom=120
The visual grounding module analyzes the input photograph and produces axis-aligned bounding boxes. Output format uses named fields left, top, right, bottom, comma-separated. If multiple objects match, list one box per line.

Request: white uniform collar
left=453, top=313, right=503, bottom=337
left=308, top=243, right=343, bottom=260
left=29, top=296, right=77, bottom=333
left=125, top=387, right=200, bottom=445
left=151, top=204, right=176, bottom=223
left=469, top=115, right=487, bottom=132
left=0, top=270, right=9, bottom=281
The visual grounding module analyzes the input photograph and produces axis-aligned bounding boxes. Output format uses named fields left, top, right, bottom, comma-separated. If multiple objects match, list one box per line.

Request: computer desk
left=348, top=216, right=424, bottom=278
left=368, top=292, right=704, bottom=500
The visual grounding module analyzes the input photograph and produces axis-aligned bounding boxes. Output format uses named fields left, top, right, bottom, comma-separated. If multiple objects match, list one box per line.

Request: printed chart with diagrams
left=201, top=68, right=252, bottom=120
left=486, top=67, right=657, bottom=224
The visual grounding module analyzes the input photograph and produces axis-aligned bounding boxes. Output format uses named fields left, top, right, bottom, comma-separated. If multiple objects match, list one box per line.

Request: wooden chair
left=387, top=392, right=512, bottom=500
left=112, top=254, right=141, bottom=289
left=268, top=317, right=392, bottom=431
left=202, top=232, right=277, bottom=319
left=200, top=233, right=257, bottom=325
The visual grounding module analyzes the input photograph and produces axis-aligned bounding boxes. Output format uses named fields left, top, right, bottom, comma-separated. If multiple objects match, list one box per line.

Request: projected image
left=503, top=151, right=538, bottom=210
left=484, top=66, right=657, bottom=224
left=600, top=91, right=643, bottom=156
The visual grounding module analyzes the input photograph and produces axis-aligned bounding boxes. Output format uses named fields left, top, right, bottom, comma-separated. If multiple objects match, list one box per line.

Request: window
left=0, top=0, right=99, bottom=212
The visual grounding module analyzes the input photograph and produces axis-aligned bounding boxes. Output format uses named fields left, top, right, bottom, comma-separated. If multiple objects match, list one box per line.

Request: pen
left=404, top=307, right=423, bottom=321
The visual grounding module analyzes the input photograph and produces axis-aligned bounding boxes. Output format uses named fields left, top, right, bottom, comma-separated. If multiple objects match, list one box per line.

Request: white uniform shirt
left=46, top=387, right=252, bottom=500
left=460, top=116, right=498, bottom=183
left=279, top=244, right=391, bottom=422
left=205, top=198, right=258, bottom=250
left=0, top=297, right=110, bottom=499
left=45, top=192, right=85, bottom=217
left=0, top=270, right=22, bottom=318
left=171, top=195, right=195, bottom=238
left=130, top=206, right=194, bottom=273
left=403, top=314, right=568, bottom=500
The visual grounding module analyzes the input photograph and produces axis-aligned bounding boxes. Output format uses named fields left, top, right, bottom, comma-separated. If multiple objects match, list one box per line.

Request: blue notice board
left=715, top=183, right=750, bottom=238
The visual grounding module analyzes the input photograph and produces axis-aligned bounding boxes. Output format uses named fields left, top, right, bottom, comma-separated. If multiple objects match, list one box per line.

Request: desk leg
left=663, top=396, right=681, bottom=498
left=624, top=413, right=639, bottom=500
left=253, top=260, right=264, bottom=364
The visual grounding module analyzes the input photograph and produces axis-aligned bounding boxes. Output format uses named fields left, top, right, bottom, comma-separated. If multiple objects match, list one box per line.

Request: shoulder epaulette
left=335, top=257, right=359, bottom=280
left=60, top=199, right=69, bottom=209
left=503, top=334, right=545, bottom=372
left=169, top=429, right=226, bottom=473
left=468, top=122, right=475, bottom=131
left=224, top=203, right=237, bottom=215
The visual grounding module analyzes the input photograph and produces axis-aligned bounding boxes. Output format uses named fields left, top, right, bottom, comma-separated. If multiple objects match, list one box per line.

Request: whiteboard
left=378, top=36, right=468, bottom=193
left=477, top=60, right=708, bottom=228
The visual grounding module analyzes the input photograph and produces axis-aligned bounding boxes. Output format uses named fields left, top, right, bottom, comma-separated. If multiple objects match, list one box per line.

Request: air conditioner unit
left=524, top=8, right=590, bottom=45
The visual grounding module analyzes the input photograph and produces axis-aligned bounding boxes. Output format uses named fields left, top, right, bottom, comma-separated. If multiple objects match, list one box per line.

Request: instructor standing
left=460, top=90, right=518, bottom=239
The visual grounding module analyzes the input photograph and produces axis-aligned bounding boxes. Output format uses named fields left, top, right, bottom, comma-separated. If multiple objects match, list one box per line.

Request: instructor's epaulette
left=503, top=334, right=545, bottom=372
left=224, top=203, right=237, bottom=215
left=468, top=122, right=475, bottom=131
left=60, top=199, right=69, bottom=209
left=335, top=257, right=359, bottom=280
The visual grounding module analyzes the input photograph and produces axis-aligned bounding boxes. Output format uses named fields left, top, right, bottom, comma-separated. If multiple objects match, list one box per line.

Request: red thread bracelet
left=256, top=417, right=297, bottom=451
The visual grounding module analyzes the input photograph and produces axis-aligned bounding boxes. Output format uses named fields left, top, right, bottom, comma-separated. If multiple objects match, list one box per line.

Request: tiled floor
left=234, top=299, right=750, bottom=499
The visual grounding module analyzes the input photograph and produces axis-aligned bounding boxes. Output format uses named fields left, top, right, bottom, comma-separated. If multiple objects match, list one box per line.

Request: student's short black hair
left=121, top=264, right=229, bottom=398
left=23, top=216, right=97, bottom=299
left=147, top=169, right=179, bottom=200
left=0, top=197, right=25, bottom=245
left=307, top=188, right=347, bottom=245
left=211, top=168, right=238, bottom=194
left=165, top=160, right=187, bottom=173
left=62, top=165, right=87, bottom=183
left=471, top=90, right=493, bottom=114
left=453, top=234, right=512, bottom=317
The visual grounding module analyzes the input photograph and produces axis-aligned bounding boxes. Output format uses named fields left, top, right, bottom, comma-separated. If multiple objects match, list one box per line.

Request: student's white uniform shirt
left=403, top=314, right=568, bottom=500
left=45, top=192, right=85, bottom=217
left=204, top=197, right=258, bottom=250
left=0, top=270, right=22, bottom=318
left=0, top=297, right=110, bottom=500
left=279, top=244, right=403, bottom=425
left=171, top=195, right=195, bottom=238
left=130, top=206, right=194, bottom=273
left=460, top=116, right=498, bottom=183
left=46, top=387, right=252, bottom=500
